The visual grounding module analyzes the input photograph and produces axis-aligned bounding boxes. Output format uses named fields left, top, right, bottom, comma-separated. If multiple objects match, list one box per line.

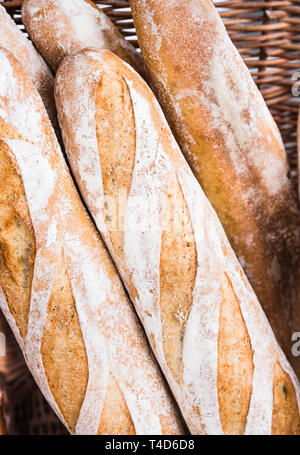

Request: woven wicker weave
left=0, top=0, right=299, bottom=435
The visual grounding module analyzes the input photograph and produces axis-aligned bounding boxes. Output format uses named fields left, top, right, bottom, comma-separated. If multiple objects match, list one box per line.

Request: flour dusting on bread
left=55, top=48, right=300, bottom=435
left=0, top=48, right=184, bottom=435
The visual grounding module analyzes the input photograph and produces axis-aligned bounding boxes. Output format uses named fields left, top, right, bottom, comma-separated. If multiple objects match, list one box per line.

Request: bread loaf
left=0, top=4, right=57, bottom=132
left=130, top=0, right=300, bottom=372
left=22, top=0, right=144, bottom=74
left=0, top=47, right=184, bottom=436
left=55, top=47, right=300, bottom=435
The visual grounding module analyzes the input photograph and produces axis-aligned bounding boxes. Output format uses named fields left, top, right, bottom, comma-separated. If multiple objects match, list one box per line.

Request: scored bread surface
left=55, top=48, right=300, bottom=435
left=0, top=47, right=185, bottom=436
left=130, top=0, right=300, bottom=374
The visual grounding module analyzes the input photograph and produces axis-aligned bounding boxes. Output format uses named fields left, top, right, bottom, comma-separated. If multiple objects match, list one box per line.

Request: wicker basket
left=0, top=0, right=300, bottom=434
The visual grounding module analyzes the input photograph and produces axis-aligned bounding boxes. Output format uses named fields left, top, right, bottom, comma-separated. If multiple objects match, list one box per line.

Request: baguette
left=130, top=0, right=300, bottom=372
left=0, top=47, right=184, bottom=436
left=0, top=4, right=57, bottom=132
left=22, top=0, right=144, bottom=74
left=55, top=47, right=300, bottom=435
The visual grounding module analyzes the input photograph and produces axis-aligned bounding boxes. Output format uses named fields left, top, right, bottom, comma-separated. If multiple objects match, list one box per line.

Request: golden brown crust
left=95, top=72, right=136, bottom=260
left=160, top=172, right=197, bottom=384
left=55, top=47, right=300, bottom=435
left=272, top=361, right=300, bottom=435
left=217, top=273, right=254, bottom=435
left=22, top=0, right=144, bottom=75
left=0, top=47, right=185, bottom=435
left=41, top=251, right=88, bottom=432
left=97, top=373, right=135, bottom=435
left=131, top=0, right=300, bottom=373
left=0, top=141, right=35, bottom=339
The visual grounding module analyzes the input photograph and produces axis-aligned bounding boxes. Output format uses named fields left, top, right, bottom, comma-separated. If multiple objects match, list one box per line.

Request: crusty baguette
left=0, top=4, right=57, bottom=132
left=130, top=0, right=300, bottom=371
left=55, top=47, right=300, bottom=435
left=22, top=0, right=144, bottom=74
left=0, top=47, right=184, bottom=436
